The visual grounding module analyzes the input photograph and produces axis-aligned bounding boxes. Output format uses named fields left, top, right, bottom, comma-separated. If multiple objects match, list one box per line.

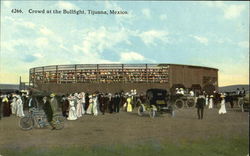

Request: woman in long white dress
left=11, top=97, right=17, bottom=115
left=67, top=96, right=77, bottom=120
left=86, top=95, right=93, bottom=114
left=16, top=95, right=25, bottom=117
left=219, top=94, right=227, bottom=114
left=92, top=94, right=99, bottom=116
left=208, top=95, right=213, bottom=109
left=205, top=95, right=209, bottom=106
left=76, top=96, right=83, bottom=118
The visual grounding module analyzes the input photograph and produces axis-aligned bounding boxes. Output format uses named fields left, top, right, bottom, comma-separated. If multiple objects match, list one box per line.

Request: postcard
left=0, top=1, right=249, bottom=156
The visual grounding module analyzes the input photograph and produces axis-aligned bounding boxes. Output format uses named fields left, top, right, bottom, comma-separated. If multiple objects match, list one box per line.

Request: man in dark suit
left=98, top=93, right=106, bottom=115
left=42, top=96, right=55, bottom=130
left=61, top=95, right=69, bottom=118
left=114, top=93, right=121, bottom=113
left=196, top=94, right=206, bottom=120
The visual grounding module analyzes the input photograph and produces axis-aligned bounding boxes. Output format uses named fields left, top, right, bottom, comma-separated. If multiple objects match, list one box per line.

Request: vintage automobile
left=137, top=88, right=174, bottom=118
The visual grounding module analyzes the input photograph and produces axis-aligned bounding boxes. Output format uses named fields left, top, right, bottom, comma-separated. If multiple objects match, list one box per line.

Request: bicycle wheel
left=19, top=116, right=34, bottom=130
left=53, top=115, right=64, bottom=130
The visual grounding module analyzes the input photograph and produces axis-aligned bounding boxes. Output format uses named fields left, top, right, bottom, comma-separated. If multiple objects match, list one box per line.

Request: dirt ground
left=0, top=105, right=249, bottom=149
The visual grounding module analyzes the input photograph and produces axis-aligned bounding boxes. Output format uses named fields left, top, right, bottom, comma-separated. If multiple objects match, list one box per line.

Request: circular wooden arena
left=29, top=64, right=218, bottom=94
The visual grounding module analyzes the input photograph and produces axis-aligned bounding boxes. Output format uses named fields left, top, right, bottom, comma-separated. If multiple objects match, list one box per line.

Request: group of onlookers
left=58, top=89, right=143, bottom=121
left=195, top=93, right=227, bottom=120
left=0, top=87, right=247, bottom=122
left=0, top=89, right=144, bottom=121
left=195, top=88, right=247, bottom=120
left=0, top=93, right=25, bottom=120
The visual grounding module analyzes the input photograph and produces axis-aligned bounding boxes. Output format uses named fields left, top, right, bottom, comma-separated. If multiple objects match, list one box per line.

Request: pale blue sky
left=0, top=1, right=249, bottom=86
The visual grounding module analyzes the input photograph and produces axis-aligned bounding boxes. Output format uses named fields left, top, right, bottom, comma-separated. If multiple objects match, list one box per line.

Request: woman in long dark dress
left=2, top=96, right=11, bottom=117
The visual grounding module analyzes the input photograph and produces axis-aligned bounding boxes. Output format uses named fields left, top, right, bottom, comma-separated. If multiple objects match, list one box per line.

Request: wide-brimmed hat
left=220, top=94, right=225, bottom=98
left=210, top=95, right=214, bottom=97
left=199, top=95, right=205, bottom=98
left=50, top=93, right=55, bottom=97
left=74, top=93, right=78, bottom=97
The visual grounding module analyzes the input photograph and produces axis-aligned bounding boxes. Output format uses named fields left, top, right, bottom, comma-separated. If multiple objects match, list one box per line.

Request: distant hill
left=0, top=84, right=20, bottom=90
left=219, top=84, right=249, bottom=93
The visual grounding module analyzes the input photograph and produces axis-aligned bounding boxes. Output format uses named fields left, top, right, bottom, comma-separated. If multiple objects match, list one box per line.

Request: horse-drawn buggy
left=241, top=92, right=249, bottom=112
left=225, top=91, right=250, bottom=112
left=170, top=94, right=196, bottom=109
left=137, top=88, right=174, bottom=118
left=169, top=84, right=197, bottom=110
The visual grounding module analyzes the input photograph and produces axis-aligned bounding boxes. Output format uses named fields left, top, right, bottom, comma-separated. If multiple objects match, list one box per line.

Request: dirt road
left=0, top=106, right=248, bottom=149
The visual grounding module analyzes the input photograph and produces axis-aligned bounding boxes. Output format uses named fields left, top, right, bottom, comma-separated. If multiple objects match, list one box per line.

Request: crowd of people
left=0, top=87, right=247, bottom=123
left=0, top=93, right=25, bottom=119
left=0, top=89, right=144, bottom=121
left=59, top=89, right=141, bottom=121
left=194, top=87, right=246, bottom=120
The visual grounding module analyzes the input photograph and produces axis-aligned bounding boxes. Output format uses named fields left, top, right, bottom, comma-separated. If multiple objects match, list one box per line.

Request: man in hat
left=50, top=93, right=58, bottom=114
left=43, top=96, right=56, bottom=129
left=28, top=94, right=38, bottom=109
left=61, top=95, right=69, bottom=118
left=240, top=88, right=246, bottom=97
left=98, top=93, right=105, bottom=115
left=114, top=93, right=121, bottom=113
left=196, top=94, right=206, bottom=120
left=85, top=93, right=90, bottom=111
left=236, top=88, right=240, bottom=96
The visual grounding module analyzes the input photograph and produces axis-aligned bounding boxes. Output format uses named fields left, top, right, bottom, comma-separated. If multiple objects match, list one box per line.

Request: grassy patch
left=1, top=136, right=248, bottom=156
